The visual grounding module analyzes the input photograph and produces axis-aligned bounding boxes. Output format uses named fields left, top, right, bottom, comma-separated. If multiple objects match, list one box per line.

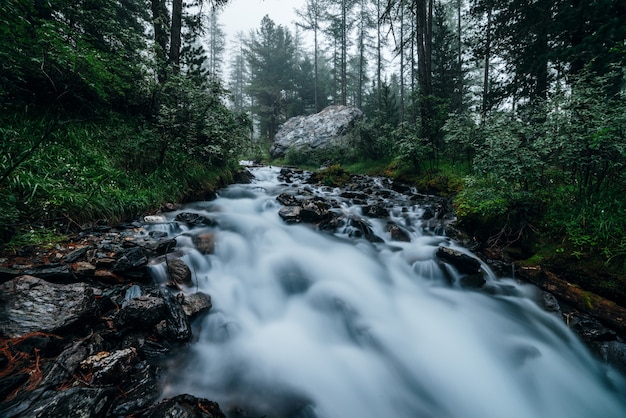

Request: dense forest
left=1, top=1, right=625, bottom=296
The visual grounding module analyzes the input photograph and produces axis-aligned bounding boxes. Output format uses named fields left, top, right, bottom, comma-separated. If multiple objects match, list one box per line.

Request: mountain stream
left=148, top=165, right=626, bottom=418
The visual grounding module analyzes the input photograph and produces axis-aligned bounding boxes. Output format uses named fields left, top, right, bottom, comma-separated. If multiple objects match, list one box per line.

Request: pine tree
left=245, top=16, right=297, bottom=140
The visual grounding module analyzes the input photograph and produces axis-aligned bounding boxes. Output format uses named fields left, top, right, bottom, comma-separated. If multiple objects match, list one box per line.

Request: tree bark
left=151, top=0, right=169, bottom=83
left=169, top=0, right=183, bottom=74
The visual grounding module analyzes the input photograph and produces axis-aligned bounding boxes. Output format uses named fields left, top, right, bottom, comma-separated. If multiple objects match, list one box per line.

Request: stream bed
left=150, top=165, right=626, bottom=418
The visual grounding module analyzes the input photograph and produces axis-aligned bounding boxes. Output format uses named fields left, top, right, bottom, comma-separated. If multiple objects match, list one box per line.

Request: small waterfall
left=151, top=166, right=626, bottom=418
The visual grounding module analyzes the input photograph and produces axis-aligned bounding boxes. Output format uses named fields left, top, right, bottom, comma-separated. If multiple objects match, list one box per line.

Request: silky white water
left=154, top=166, right=626, bottom=418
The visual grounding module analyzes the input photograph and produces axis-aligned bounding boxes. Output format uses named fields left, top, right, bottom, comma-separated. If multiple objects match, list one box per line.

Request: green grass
left=0, top=113, right=241, bottom=248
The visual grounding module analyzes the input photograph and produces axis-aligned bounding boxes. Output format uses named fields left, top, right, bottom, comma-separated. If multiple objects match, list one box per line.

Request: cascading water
left=150, top=166, right=626, bottom=418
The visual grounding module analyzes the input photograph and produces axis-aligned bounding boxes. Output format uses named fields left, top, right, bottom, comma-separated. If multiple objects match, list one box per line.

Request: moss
left=309, top=165, right=352, bottom=187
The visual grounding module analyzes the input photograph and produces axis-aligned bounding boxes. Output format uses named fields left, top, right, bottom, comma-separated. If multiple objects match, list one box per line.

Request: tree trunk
left=169, top=0, right=183, bottom=74
left=151, top=0, right=169, bottom=83
left=341, top=0, right=348, bottom=106
left=481, top=8, right=492, bottom=122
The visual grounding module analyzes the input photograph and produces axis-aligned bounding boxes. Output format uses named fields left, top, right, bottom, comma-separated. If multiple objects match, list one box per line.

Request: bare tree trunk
left=400, top=12, right=405, bottom=122
left=169, top=0, right=183, bottom=74
left=376, top=0, right=382, bottom=104
left=456, top=0, right=463, bottom=110
left=341, top=0, right=348, bottom=105
left=481, top=8, right=492, bottom=122
left=151, top=0, right=169, bottom=83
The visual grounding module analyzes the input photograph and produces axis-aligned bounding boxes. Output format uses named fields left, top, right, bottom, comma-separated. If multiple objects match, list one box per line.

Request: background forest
left=0, top=1, right=625, bottom=296
left=219, top=0, right=626, bottom=293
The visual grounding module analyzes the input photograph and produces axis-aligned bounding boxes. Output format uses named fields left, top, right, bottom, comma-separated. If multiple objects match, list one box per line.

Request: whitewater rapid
left=151, top=166, right=626, bottom=418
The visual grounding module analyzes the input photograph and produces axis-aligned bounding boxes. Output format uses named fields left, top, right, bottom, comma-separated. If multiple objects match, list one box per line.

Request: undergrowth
left=0, top=113, right=241, bottom=247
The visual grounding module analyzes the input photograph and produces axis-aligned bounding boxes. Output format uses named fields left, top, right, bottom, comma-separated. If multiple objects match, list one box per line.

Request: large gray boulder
left=270, top=105, right=363, bottom=157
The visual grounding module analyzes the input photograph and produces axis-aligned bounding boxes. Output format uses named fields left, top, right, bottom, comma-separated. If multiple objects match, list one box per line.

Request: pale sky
left=219, top=0, right=307, bottom=41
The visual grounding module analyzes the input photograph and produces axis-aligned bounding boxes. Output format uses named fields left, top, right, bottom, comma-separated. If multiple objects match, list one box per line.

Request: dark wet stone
left=13, top=332, right=64, bottom=357
left=0, top=373, right=28, bottom=401
left=80, top=347, right=138, bottom=384
left=362, top=203, right=388, bottom=218
left=63, top=246, right=89, bottom=263
left=391, top=181, right=411, bottom=193
left=279, top=206, right=302, bottom=224
left=300, top=198, right=331, bottom=223
left=182, top=292, right=212, bottom=318
left=114, top=296, right=167, bottom=329
left=0, top=276, right=99, bottom=338
left=193, top=232, right=216, bottom=255
left=41, top=341, right=89, bottom=387
left=422, top=207, right=435, bottom=220
left=386, top=223, right=411, bottom=242
left=277, top=192, right=300, bottom=206
left=21, top=265, right=71, bottom=281
left=167, top=258, right=193, bottom=286
left=345, top=215, right=384, bottom=243
left=436, top=247, right=482, bottom=275
left=175, top=212, right=217, bottom=227
left=160, top=288, right=191, bottom=342
left=539, top=292, right=562, bottom=317
left=110, top=361, right=161, bottom=416
left=141, top=237, right=177, bottom=255
left=591, top=341, right=626, bottom=376
left=570, top=314, right=616, bottom=342
left=140, top=394, right=227, bottom=418
left=0, top=387, right=114, bottom=418
left=149, top=230, right=169, bottom=239
left=459, top=273, right=486, bottom=288
left=111, top=247, right=150, bottom=273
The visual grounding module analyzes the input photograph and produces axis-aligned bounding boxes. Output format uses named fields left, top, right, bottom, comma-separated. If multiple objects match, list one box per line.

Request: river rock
left=182, top=292, right=213, bottom=318
left=386, top=223, right=411, bottom=242
left=160, top=288, right=191, bottom=342
left=114, top=296, right=167, bottom=328
left=111, top=246, right=151, bottom=280
left=277, top=192, right=300, bottom=206
left=140, top=394, right=227, bottom=418
left=80, top=347, right=138, bottom=384
left=0, top=387, right=115, bottom=418
left=193, top=232, right=217, bottom=255
left=175, top=212, right=217, bottom=227
left=270, top=105, right=363, bottom=157
left=0, top=275, right=99, bottom=338
left=41, top=341, right=90, bottom=387
left=436, top=246, right=482, bottom=275
left=300, top=198, right=332, bottom=223
left=279, top=206, right=302, bottom=224
left=167, top=257, right=193, bottom=286
left=109, top=361, right=161, bottom=416
left=362, top=203, right=388, bottom=218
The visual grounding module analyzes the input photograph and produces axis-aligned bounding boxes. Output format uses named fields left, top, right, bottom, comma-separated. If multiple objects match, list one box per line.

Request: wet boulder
left=182, top=292, right=213, bottom=318
left=80, top=347, right=138, bottom=385
left=386, top=223, right=411, bottom=242
left=362, top=203, right=388, bottom=218
left=167, top=257, right=193, bottom=286
left=160, top=288, right=192, bottom=342
left=140, top=394, right=227, bottom=418
left=111, top=246, right=151, bottom=280
left=0, top=276, right=99, bottom=338
left=278, top=206, right=302, bottom=224
left=193, top=232, right=216, bottom=255
left=276, top=192, right=300, bottom=206
left=270, top=105, right=363, bottom=157
left=300, top=198, right=332, bottom=223
left=0, top=387, right=115, bottom=418
left=114, top=296, right=167, bottom=329
left=436, top=247, right=482, bottom=275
